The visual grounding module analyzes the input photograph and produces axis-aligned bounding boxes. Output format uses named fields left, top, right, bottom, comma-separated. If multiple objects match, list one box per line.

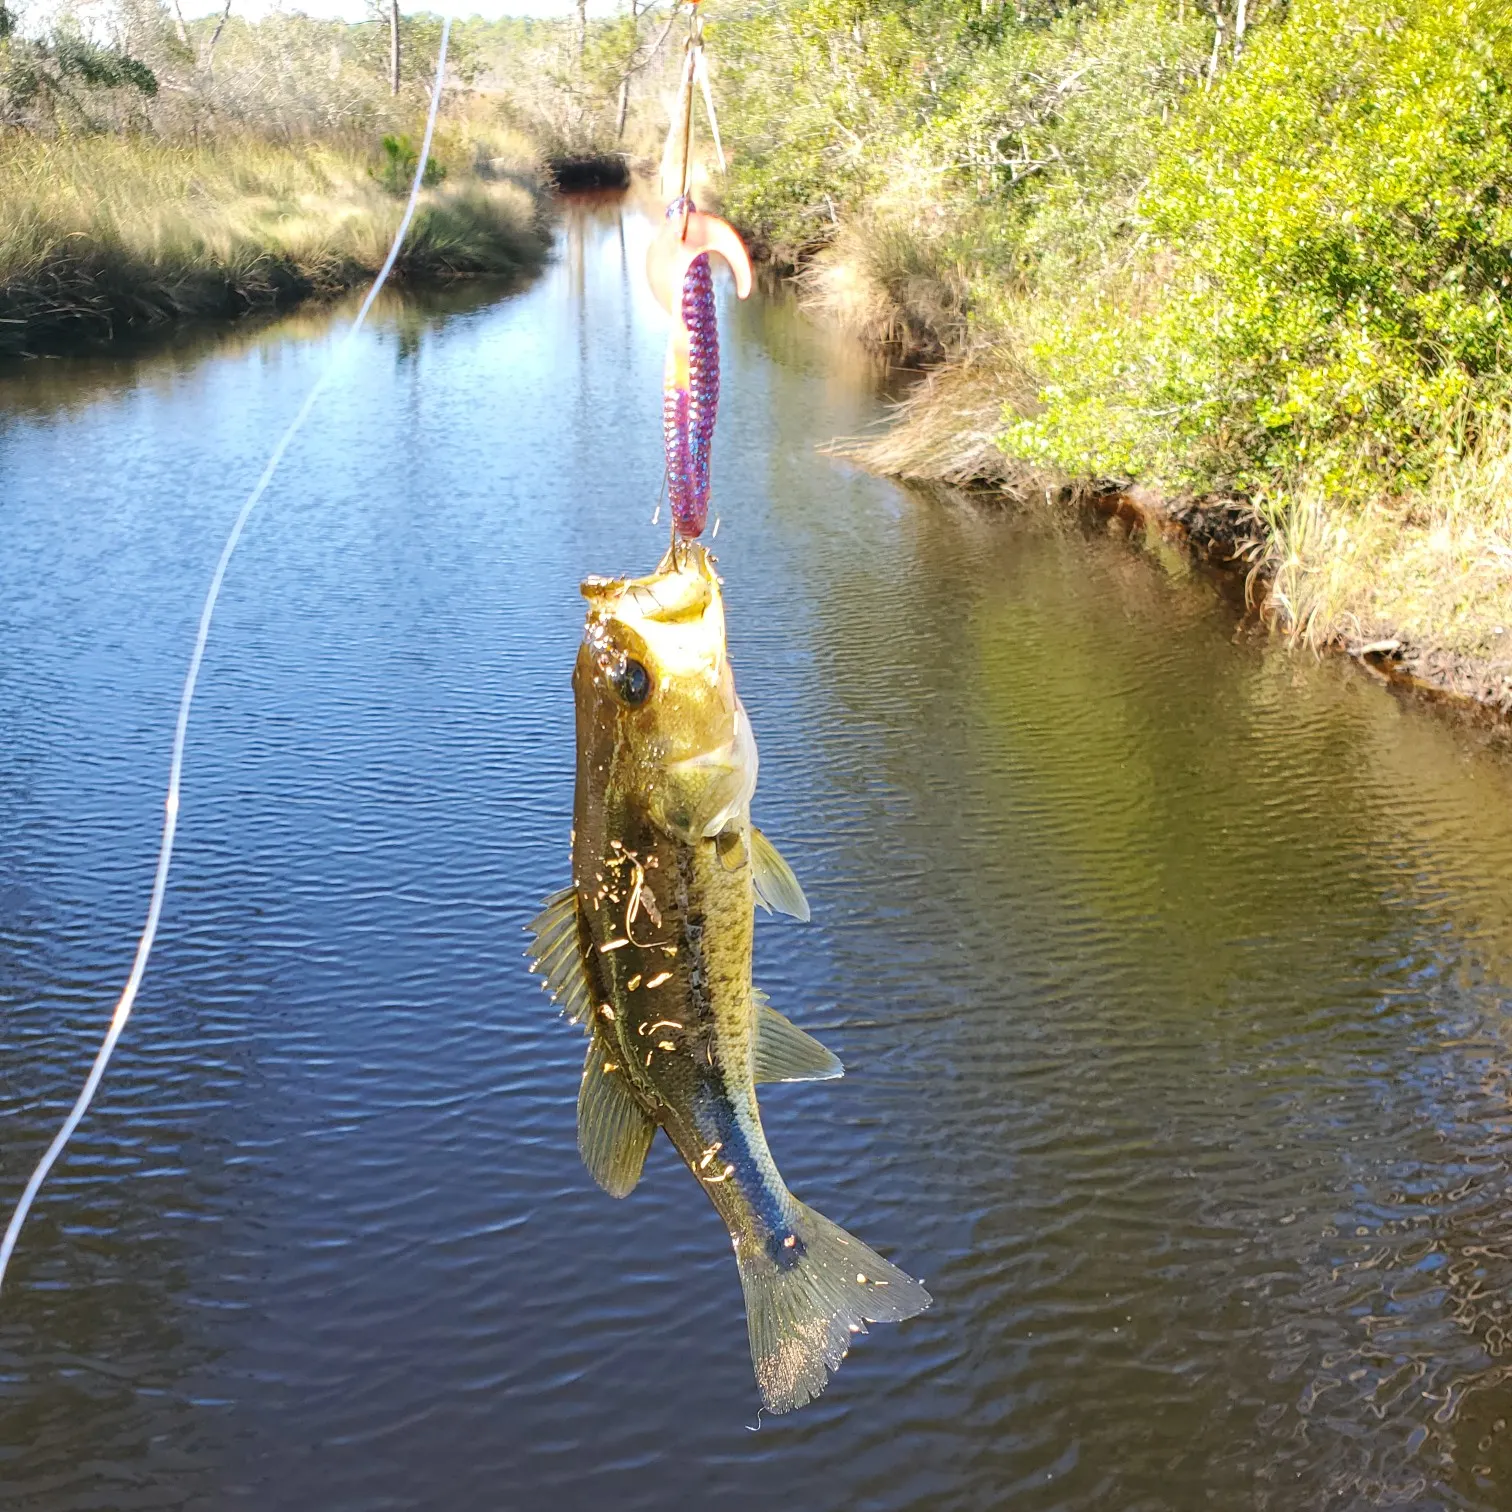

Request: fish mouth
left=580, top=544, right=716, bottom=627
left=578, top=542, right=728, bottom=711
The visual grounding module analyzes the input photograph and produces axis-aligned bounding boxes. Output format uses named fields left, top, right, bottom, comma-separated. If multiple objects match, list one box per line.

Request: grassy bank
left=0, top=127, right=549, bottom=357
left=0, top=0, right=691, bottom=358
left=713, top=0, right=1512, bottom=714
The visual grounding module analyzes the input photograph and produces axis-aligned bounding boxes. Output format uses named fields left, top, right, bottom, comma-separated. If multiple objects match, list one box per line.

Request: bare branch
left=202, top=0, right=233, bottom=74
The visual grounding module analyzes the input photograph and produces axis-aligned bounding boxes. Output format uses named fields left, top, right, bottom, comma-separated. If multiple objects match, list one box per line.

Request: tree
left=0, top=23, right=158, bottom=130
left=202, top=0, right=234, bottom=73
left=615, top=0, right=639, bottom=137
left=168, top=0, right=235, bottom=73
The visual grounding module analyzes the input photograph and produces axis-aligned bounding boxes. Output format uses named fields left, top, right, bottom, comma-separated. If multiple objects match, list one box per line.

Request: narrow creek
left=5, top=195, right=1512, bottom=1510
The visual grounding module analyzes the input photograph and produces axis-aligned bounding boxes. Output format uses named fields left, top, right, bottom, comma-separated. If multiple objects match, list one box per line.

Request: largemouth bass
left=528, top=543, right=929, bottom=1413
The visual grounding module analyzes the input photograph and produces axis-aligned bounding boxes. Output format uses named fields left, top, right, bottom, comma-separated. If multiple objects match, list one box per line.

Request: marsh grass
left=0, top=125, right=548, bottom=355
left=831, top=354, right=1037, bottom=488
left=1267, top=418, right=1512, bottom=664
left=793, top=150, right=973, bottom=361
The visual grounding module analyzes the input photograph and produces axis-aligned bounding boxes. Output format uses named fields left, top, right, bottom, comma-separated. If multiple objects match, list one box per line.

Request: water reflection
left=3, top=196, right=1512, bottom=1510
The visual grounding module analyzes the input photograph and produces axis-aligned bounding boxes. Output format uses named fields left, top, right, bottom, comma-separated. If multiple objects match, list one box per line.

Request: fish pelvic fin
left=750, top=827, right=810, bottom=922
left=736, top=1201, right=930, bottom=1414
left=752, top=991, right=843, bottom=1083
left=578, top=1036, right=657, bottom=1198
left=526, top=886, right=594, bottom=1032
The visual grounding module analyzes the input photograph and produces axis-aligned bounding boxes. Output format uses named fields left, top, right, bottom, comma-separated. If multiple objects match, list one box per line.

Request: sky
left=178, top=0, right=625, bottom=20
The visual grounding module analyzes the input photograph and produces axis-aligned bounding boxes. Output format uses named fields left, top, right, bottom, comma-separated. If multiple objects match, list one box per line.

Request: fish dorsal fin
left=750, top=827, right=810, bottom=922
left=753, top=991, right=843, bottom=1083
left=578, top=1036, right=657, bottom=1198
left=526, top=886, right=595, bottom=1031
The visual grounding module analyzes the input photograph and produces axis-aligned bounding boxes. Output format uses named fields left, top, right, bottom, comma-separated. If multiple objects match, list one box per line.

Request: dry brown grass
left=799, top=226, right=964, bottom=360
left=828, top=354, right=1039, bottom=488
left=1267, top=413, right=1512, bottom=667
left=793, top=152, right=971, bottom=363
left=0, top=123, right=547, bottom=355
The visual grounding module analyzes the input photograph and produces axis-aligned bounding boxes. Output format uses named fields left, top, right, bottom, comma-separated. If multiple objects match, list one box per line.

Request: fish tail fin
left=735, top=1200, right=930, bottom=1414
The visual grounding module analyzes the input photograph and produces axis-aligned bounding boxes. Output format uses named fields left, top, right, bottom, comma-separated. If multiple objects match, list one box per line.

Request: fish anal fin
left=753, top=993, right=843, bottom=1083
left=578, top=1036, right=657, bottom=1199
left=737, top=1200, right=930, bottom=1414
left=526, top=886, right=595, bottom=1031
left=751, top=827, right=810, bottom=922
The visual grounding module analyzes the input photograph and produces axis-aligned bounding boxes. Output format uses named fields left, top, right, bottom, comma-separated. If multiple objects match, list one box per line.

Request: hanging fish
left=528, top=544, right=929, bottom=1413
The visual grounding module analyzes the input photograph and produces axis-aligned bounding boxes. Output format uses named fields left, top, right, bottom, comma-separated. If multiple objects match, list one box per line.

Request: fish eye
left=612, top=657, right=652, bottom=707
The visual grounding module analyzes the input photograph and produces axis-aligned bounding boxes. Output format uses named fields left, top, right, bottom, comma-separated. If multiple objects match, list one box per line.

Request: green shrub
left=0, top=26, right=157, bottom=129
left=919, top=1, right=1208, bottom=283
left=713, top=0, right=924, bottom=253
left=1005, top=0, right=1512, bottom=498
left=715, top=0, right=1211, bottom=286
left=377, top=132, right=446, bottom=195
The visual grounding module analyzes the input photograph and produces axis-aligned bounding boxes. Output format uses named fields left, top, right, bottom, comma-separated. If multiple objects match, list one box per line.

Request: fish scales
left=530, top=542, right=928, bottom=1413
left=579, top=806, right=793, bottom=1254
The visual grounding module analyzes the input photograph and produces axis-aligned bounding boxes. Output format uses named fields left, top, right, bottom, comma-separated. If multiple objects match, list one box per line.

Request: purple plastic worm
left=664, top=251, right=719, bottom=538
left=664, top=382, right=694, bottom=536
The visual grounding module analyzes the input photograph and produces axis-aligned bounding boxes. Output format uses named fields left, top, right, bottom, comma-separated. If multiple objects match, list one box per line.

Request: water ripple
left=4, top=200, right=1512, bottom=1509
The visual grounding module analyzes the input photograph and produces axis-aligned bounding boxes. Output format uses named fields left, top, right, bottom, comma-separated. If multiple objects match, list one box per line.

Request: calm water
left=5, top=198, right=1512, bottom=1510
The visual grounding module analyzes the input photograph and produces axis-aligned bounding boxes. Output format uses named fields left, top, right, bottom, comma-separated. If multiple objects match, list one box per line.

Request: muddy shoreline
left=799, top=302, right=1512, bottom=733
left=1086, top=484, right=1512, bottom=726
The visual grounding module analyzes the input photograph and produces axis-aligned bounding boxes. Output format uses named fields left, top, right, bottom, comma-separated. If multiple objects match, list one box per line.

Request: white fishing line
left=0, top=14, right=453, bottom=1296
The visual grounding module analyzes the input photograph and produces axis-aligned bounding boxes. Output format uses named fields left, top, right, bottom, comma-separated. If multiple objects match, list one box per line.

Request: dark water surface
left=6, top=198, right=1512, bottom=1511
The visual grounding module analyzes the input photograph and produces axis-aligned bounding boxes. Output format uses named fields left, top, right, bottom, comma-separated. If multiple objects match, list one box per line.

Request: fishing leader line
left=0, top=12, right=453, bottom=1297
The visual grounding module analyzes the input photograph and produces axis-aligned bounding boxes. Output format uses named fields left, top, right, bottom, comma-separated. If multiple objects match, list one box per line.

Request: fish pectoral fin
left=753, top=993, right=843, bottom=1083
left=578, top=1037, right=657, bottom=1199
left=750, top=827, right=810, bottom=922
left=526, top=886, right=595, bottom=1032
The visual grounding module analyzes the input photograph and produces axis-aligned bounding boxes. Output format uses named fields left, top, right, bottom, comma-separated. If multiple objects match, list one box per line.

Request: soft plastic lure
left=647, top=200, right=752, bottom=539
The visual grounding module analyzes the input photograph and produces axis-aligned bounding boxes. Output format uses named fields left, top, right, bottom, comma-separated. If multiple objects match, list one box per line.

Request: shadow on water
left=5, top=194, right=1512, bottom=1510
left=0, top=277, right=530, bottom=421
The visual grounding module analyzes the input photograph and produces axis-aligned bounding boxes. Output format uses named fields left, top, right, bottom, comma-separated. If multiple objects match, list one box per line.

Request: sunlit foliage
left=714, top=0, right=1512, bottom=660
left=1010, top=0, right=1512, bottom=500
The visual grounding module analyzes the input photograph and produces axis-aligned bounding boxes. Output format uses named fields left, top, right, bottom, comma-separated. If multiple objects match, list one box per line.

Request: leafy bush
left=716, top=0, right=1212, bottom=288
left=377, top=131, right=446, bottom=194
left=713, top=0, right=934, bottom=254
left=1005, top=0, right=1512, bottom=499
left=1, top=24, right=157, bottom=129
